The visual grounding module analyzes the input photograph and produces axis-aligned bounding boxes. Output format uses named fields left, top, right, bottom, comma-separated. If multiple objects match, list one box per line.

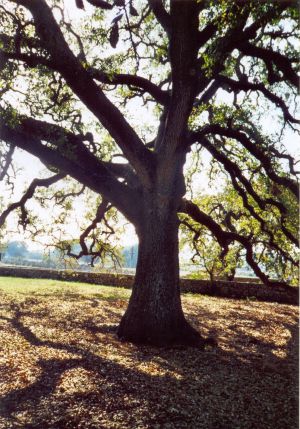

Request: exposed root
left=117, top=316, right=208, bottom=348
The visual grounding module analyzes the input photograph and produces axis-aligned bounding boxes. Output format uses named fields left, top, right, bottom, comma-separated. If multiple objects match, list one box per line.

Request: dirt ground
left=0, top=278, right=298, bottom=429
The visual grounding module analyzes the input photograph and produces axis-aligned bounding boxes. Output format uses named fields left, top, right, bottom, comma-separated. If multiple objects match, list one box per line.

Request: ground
left=0, top=277, right=298, bottom=429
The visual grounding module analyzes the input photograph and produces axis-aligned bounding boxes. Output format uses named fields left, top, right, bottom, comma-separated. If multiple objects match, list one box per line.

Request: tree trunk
left=117, top=195, right=204, bottom=346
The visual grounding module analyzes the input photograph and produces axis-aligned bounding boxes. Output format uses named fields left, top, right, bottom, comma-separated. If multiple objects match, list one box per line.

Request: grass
left=0, top=276, right=130, bottom=299
left=0, top=276, right=298, bottom=429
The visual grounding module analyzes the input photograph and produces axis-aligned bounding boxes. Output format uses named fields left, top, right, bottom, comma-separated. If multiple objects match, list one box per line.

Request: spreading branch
left=238, top=42, right=298, bottom=87
left=191, top=128, right=299, bottom=199
left=89, top=68, right=169, bottom=105
left=0, top=119, right=140, bottom=224
left=0, top=173, right=65, bottom=229
left=179, top=199, right=289, bottom=286
left=217, top=75, right=300, bottom=125
left=10, top=0, right=155, bottom=186
left=61, top=198, right=116, bottom=266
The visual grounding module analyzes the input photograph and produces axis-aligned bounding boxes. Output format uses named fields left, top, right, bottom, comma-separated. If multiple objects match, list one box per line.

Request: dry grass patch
left=0, top=277, right=298, bottom=429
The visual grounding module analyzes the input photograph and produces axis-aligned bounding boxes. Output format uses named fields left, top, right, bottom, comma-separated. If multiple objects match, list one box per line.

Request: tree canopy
left=0, top=0, right=298, bottom=345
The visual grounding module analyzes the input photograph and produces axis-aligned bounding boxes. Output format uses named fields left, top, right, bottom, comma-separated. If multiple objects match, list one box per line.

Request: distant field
left=0, top=276, right=298, bottom=429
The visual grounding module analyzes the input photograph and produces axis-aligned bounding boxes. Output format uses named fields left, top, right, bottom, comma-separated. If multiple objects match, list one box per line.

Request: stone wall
left=180, top=278, right=298, bottom=305
left=0, top=265, right=297, bottom=305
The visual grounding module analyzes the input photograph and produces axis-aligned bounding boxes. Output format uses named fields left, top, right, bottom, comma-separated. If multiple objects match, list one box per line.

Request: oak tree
left=0, top=0, right=298, bottom=346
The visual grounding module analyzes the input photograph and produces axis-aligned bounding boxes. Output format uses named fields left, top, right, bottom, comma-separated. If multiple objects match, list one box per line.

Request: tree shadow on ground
left=0, top=295, right=298, bottom=429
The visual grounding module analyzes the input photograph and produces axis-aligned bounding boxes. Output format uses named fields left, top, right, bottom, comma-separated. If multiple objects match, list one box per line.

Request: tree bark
left=117, top=193, right=204, bottom=346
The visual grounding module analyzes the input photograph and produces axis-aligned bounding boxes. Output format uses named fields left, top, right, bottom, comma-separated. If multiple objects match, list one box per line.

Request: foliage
left=180, top=178, right=298, bottom=284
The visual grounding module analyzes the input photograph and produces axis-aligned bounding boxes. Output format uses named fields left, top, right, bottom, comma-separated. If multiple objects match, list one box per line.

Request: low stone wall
left=0, top=265, right=297, bottom=305
left=0, top=266, right=134, bottom=288
left=180, top=278, right=298, bottom=305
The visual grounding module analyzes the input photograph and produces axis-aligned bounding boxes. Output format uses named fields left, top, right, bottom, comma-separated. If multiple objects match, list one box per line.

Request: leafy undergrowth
left=0, top=277, right=298, bottom=429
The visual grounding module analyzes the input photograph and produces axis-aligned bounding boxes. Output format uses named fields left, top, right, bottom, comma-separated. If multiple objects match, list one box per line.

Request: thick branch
left=238, top=42, right=298, bottom=87
left=0, top=121, right=140, bottom=224
left=148, top=0, right=171, bottom=36
left=156, top=1, right=199, bottom=155
left=89, top=68, right=169, bottom=105
left=11, top=0, right=155, bottom=186
left=197, top=23, right=217, bottom=49
left=85, top=0, right=113, bottom=10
